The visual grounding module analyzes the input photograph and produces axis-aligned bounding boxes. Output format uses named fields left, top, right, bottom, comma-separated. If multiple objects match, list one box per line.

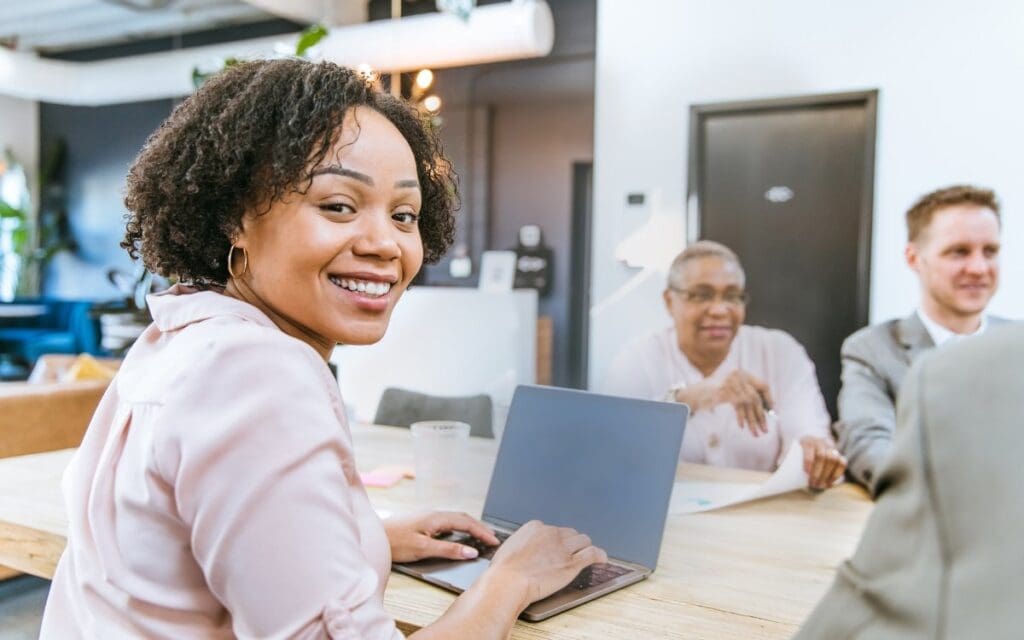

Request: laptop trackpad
left=425, top=559, right=491, bottom=591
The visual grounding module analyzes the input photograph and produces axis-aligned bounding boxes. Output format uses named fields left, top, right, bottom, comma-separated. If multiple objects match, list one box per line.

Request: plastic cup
left=411, top=420, right=470, bottom=509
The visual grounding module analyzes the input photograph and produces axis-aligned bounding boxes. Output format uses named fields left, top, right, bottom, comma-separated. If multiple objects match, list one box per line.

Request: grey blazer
left=795, top=321, right=1023, bottom=639
left=834, top=313, right=1006, bottom=494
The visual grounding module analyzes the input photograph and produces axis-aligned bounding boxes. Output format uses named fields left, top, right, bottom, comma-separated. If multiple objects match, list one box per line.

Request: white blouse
left=602, top=325, right=832, bottom=472
left=41, top=286, right=403, bottom=639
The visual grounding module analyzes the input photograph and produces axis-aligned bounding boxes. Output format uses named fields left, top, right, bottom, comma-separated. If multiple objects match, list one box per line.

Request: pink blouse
left=41, top=286, right=403, bottom=639
left=602, top=325, right=832, bottom=472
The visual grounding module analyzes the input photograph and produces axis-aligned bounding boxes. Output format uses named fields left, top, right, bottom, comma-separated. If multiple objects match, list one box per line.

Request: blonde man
left=835, top=185, right=1005, bottom=495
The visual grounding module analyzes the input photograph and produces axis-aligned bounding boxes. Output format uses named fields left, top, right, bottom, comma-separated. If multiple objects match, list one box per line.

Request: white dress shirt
left=917, top=308, right=988, bottom=347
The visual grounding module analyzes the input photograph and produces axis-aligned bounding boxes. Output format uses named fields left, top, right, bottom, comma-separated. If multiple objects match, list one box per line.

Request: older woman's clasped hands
left=674, top=369, right=845, bottom=489
left=675, top=369, right=774, bottom=435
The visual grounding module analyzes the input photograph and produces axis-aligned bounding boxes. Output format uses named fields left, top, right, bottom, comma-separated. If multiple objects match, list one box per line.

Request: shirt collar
left=916, top=307, right=988, bottom=347
left=147, top=283, right=277, bottom=332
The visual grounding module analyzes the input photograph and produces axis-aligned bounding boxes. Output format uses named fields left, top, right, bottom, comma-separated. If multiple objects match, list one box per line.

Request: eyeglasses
left=668, top=286, right=749, bottom=306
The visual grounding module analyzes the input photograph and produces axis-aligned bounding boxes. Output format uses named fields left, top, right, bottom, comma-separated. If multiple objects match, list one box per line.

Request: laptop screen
left=482, top=385, right=687, bottom=569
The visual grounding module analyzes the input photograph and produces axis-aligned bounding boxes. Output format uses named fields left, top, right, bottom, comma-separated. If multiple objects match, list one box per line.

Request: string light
left=415, top=69, right=434, bottom=90
left=422, top=95, right=442, bottom=113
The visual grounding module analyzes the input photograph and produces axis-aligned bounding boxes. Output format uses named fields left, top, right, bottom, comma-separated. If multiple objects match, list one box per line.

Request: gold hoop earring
left=227, top=244, right=249, bottom=278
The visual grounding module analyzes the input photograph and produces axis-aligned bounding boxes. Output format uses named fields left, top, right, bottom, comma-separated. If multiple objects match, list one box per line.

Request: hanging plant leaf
left=191, top=67, right=207, bottom=90
left=437, top=0, right=476, bottom=21
left=192, top=56, right=240, bottom=90
left=0, top=200, right=22, bottom=219
left=295, top=24, right=329, bottom=58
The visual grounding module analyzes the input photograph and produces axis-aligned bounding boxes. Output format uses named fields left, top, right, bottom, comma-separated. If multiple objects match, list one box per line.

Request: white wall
left=0, top=93, right=38, bottom=207
left=491, top=99, right=594, bottom=386
left=589, top=0, right=1024, bottom=387
left=331, top=287, right=536, bottom=436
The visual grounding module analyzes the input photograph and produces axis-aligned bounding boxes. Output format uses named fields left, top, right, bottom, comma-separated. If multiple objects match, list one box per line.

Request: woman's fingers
left=810, top=455, right=831, bottom=489
left=420, top=537, right=482, bottom=560
left=809, top=446, right=829, bottom=488
left=427, top=511, right=499, bottom=545
left=802, top=440, right=817, bottom=475
left=737, top=401, right=757, bottom=435
left=733, top=377, right=768, bottom=435
left=564, top=533, right=593, bottom=554
left=802, top=441, right=847, bottom=489
left=750, top=377, right=774, bottom=411
left=748, top=391, right=768, bottom=434
left=572, top=545, right=608, bottom=568
left=827, top=451, right=848, bottom=486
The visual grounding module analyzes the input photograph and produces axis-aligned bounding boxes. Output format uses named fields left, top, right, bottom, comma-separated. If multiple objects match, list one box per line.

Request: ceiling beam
left=239, top=0, right=368, bottom=26
left=17, top=3, right=269, bottom=51
left=0, top=1, right=554, bottom=106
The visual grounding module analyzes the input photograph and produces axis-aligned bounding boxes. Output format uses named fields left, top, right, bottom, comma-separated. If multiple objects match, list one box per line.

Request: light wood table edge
left=0, top=520, right=64, bottom=579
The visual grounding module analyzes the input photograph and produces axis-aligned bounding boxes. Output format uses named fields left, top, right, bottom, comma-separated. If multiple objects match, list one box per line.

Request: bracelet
left=665, top=382, right=686, bottom=403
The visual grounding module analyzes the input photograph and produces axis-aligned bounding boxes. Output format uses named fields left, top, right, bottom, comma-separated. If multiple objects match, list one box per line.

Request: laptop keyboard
left=446, top=532, right=633, bottom=590
left=449, top=531, right=508, bottom=560
left=567, top=562, right=632, bottom=590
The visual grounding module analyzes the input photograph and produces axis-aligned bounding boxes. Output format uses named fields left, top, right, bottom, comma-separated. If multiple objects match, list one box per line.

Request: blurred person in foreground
left=603, top=241, right=845, bottom=489
left=835, top=185, right=1005, bottom=495
left=40, top=59, right=605, bottom=639
left=797, top=322, right=1023, bottom=638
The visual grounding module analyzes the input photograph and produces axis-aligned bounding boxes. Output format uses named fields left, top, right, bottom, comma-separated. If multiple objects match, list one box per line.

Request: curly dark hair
left=122, top=58, right=458, bottom=286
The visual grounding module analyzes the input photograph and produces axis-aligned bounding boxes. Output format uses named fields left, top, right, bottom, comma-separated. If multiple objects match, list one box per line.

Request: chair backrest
left=0, top=380, right=108, bottom=458
left=373, top=387, right=494, bottom=439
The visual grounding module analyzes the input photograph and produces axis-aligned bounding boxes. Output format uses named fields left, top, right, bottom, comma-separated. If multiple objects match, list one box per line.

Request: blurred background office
left=3, top=0, right=1021, bottom=404
left=1, top=1, right=1022, bottom=637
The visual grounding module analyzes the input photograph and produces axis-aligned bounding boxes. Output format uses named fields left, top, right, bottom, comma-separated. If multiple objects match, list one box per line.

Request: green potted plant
left=0, top=147, right=34, bottom=301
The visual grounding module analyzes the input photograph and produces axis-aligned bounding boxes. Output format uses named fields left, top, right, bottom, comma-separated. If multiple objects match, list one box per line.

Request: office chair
left=373, top=387, right=494, bottom=439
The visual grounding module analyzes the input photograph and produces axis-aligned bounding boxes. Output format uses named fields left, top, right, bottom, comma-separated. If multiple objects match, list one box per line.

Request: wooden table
left=0, top=425, right=872, bottom=638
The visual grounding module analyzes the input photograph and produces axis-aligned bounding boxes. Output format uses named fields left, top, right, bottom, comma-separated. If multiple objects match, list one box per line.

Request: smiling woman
left=40, top=59, right=606, bottom=639
left=224, top=106, right=427, bottom=351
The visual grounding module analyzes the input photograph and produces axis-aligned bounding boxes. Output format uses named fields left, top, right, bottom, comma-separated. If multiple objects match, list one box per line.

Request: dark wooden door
left=689, top=91, right=877, bottom=418
left=568, top=162, right=593, bottom=389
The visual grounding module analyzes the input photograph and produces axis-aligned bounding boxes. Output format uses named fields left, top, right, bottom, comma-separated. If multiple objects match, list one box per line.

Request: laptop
left=393, top=384, right=688, bottom=621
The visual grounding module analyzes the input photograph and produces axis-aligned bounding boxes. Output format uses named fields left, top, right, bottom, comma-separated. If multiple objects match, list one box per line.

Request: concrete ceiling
left=0, top=0, right=280, bottom=53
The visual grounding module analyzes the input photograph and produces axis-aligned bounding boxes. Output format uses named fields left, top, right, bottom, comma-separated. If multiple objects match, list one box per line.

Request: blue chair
left=0, top=299, right=103, bottom=369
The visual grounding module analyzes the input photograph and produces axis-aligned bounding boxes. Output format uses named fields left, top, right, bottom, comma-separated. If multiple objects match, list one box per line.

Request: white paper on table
left=669, top=442, right=809, bottom=514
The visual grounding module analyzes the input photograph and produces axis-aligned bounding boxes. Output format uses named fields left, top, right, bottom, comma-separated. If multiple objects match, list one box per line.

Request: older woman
left=41, top=60, right=605, bottom=639
left=604, top=241, right=845, bottom=489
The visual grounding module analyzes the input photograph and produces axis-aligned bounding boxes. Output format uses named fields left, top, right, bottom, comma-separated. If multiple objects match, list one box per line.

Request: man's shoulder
left=842, top=318, right=903, bottom=355
left=922, top=321, right=1023, bottom=379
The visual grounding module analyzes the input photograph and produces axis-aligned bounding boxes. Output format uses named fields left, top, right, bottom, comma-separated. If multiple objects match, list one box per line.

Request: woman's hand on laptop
left=489, top=520, right=608, bottom=611
left=408, top=521, right=608, bottom=638
left=384, top=511, right=500, bottom=562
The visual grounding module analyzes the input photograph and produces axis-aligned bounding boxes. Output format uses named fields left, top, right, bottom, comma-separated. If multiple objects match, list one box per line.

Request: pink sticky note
left=359, top=465, right=416, bottom=488
left=377, top=464, right=415, bottom=478
left=360, top=470, right=405, bottom=488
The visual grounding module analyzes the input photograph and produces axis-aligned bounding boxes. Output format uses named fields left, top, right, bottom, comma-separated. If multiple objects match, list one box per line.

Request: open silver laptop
left=393, top=384, right=687, bottom=621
